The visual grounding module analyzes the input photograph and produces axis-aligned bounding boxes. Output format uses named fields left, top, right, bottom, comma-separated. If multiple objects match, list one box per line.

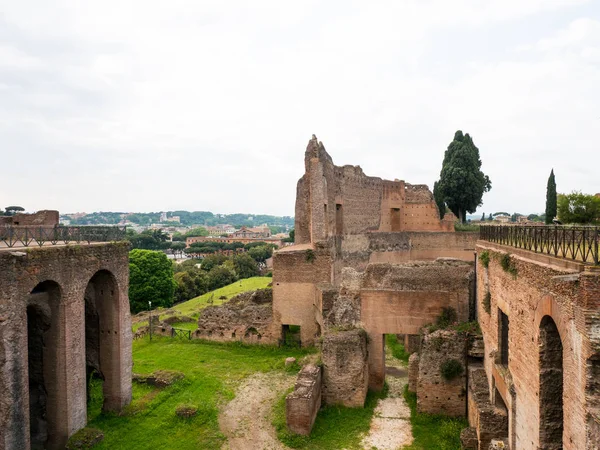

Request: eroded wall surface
left=476, top=242, right=600, bottom=450
left=0, top=243, right=132, bottom=450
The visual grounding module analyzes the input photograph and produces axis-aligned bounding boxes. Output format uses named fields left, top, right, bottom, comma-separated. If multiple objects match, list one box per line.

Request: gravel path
left=361, top=347, right=414, bottom=450
left=220, top=372, right=295, bottom=450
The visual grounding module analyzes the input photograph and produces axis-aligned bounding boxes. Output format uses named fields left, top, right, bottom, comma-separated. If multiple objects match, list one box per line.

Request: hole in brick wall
left=539, top=315, right=563, bottom=448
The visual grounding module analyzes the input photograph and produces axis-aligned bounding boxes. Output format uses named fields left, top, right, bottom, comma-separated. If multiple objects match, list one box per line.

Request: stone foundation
left=408, top=353, right=420, bottom=393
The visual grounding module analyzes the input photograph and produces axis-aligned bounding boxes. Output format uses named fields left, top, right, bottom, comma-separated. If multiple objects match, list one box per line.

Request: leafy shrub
left=436, top=307, right=458, bottom=328
left=305, top=249, right=315, bottom=263
left=500, top=253, right=518, bottom=277
left=483, top=291, right=491, bottom=314
left=440, top=359, right=464, bottom=381
left=479, top=250, right=490, bottom=268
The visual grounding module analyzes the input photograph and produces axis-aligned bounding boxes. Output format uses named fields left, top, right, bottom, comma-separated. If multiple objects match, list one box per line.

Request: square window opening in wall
left=281, top=324, right=301, bottom=348
left=499, top=309, right=509, bottom=366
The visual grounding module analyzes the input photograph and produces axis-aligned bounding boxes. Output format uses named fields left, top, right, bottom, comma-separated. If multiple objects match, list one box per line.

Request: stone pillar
left=368, top=333, right=385, bottom=391
left=404, top=334, right=421, bottom=354
left=322, top=329, right=368, bottom=407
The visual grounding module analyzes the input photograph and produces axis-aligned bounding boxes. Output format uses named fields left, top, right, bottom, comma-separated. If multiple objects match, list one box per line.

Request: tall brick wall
left=0, top=243, right=132, bottom=450
left=294, top=135, right=452, bottom=244
left=475, top=242, right=600, bottom=450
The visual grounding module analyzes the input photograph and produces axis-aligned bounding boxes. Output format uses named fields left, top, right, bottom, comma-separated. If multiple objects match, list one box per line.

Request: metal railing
left=0, top=225, right=127, bottom=248
left=171, top=327, right=192, bottom=340
left=480, top=224, right=599, bottom=265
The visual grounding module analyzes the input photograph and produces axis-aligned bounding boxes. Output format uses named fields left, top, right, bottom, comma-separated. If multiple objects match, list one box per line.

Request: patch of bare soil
left=361, top=347, right=414, bottom=450
left=220, top=372, right=295, bottom=450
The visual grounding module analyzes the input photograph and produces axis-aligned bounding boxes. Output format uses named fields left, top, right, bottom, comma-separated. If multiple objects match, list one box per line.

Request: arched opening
left=27, top=280, right=61, bottom=450
left=85, top=270, right=121, bottom=413
left=539, top=315, right=563, bottom=449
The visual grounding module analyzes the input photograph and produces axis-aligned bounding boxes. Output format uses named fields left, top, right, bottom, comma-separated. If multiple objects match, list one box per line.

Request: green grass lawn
left=272, top=386, right=388, bottom=450
left=172, top=276, right=271, bottom=316
left=385, top=334, right=411, bottom=363
left=402, top=386, right=468, bottom=450
left=86, top=337, right=312, bottom=450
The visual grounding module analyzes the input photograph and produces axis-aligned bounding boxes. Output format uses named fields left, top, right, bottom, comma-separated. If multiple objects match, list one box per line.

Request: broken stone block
left=285, top=357, right=297, bottom=367
left=322, top=328, right=368, bottom=407
left=286, top=364, right=322, bottom=435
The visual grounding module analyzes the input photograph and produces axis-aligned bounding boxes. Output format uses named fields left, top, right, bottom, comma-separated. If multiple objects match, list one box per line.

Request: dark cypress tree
left=437, top=131, right=492, bottom=223
left=545, top=169, right=557, bottom=224
left=481, top=212, right=486, bottom=221
left=433, top=181, right=446, bottom=220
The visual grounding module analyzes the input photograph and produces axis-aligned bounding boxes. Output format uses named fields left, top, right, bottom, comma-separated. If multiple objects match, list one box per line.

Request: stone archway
left=85, top=270, right=123, bottom=412
left=539, top=315, right=563, bottom=450
left=27, top=280, right=64, bottom=450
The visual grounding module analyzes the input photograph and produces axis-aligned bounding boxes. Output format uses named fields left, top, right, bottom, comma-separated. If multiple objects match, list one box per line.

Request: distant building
left=205, top=225, right=236, bottom=236
left=231, top=225, right=271, bottom=239
left=494, top=214, right=510, bottom=223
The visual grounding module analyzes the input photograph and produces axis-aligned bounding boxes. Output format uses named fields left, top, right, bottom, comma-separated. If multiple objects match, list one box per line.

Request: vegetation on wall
left=479, top=250, right=490, bottom=268
left=440, top=359, right=464, bottom=381
left=483, top=291, right=492, bottom=314
left=499, top=253, right=518, bottom=277
left=435, top=130, right=492, bottom=223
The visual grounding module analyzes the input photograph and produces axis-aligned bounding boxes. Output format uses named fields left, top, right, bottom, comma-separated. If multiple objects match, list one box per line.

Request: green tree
left=232, top=253, right=259, bottom=279
left=557, top=191, right=600, bottom=224
left=282, top=229, right=295, bottom=243
left=200, top=254, right=228, bottom=271
left=185, top=227, right=209, bottom=238
left=433, top=181, right=446, bottom=219
left=436, top=131, right=491, bottom=223
left=545, top=169, right=557, bottom=224
left=481, top=212, right=486, bottom=221
left=248, top=245, right=273, bottom=263
left=3, top=206, right=25, bottom=216
left=129, top=249, right=176, bottom=313
left=207, top=266, right=237, bottom=291
left=171, top=242, right=186, bottom=259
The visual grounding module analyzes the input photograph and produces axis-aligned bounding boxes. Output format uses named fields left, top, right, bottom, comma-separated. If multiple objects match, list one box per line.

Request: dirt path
left=220, top=372, right=295, bottom=450
left=361, top=348, right=414, bottom=450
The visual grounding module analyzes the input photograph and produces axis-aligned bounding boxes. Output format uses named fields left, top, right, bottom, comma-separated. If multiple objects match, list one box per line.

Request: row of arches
left=26, top=270, right=121, bottom=450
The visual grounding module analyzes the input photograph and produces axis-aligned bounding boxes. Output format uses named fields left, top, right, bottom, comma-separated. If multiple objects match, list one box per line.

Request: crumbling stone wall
left=322, top=329, right=368, bottom=407
left=286, top=364, right=322, bottom=435
left=194, top=288, right=275, bottom=344
left=358, top=259, right=474, bottom=390
left=467, top=366, right=509, bottom=450
left=0, top=243, right=132, bottom=450
left=0, top=210, right=59, bottom=227
left=476, top=242, right=600, bottom=450
left=294, top=135, right=452, bottom=245
left=417, top=329, right=467, bottom=417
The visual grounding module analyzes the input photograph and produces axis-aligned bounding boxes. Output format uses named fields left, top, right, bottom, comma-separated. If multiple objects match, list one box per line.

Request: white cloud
left=0, top=0, right=598, bottom=216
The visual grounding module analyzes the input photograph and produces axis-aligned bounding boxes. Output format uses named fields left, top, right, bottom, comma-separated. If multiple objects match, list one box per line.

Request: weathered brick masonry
left=0, top=243, right=132, bottom=450
left=475, top=241, right=600, bottom=450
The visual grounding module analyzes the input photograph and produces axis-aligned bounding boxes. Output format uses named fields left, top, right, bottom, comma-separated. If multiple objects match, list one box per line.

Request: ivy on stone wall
left=440, top=359, right=464, bottom=381
left=479, top=250, right=490, bottom=268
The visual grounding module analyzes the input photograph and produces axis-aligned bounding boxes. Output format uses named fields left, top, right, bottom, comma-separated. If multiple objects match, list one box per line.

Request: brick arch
left=533, top=294, right=569, bottom=346
left=26, top=279, right=67, bottom=450
left=85, top=269, right=125, bottom=412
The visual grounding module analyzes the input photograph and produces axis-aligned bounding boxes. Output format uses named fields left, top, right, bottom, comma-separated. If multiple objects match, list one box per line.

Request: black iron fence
left=480, top=224, right=599, bottom=265
left=0, top=225, right=127, bottom=248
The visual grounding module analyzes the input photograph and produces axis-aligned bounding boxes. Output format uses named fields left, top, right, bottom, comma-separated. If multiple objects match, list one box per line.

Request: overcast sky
left=1, top=1, right=598, bottom=217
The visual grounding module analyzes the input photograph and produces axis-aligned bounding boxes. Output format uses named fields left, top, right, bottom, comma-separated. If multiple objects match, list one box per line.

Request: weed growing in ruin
left=483, top=291, right=492, bottom=314
left=436, top=307, right=458, bottom=328
left=305, top=249, right=315, bottom=263
left=403, top=385, right=468, bottom=450
left=440, top=359, right=464, bottom=381
left=452, top=321, right=481, bottom=335
left=479, top=250, right=490, bottom=268
left=499, top=253, right=518, bottom=277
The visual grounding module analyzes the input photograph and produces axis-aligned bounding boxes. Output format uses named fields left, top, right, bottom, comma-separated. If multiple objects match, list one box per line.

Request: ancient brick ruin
left=274, top=136, right=478, bottom=433
left=471, top=242, right=600, bottom=449
left=0, top=222, right=132, bottom=450
left=275, top=136, right=599, bottom=449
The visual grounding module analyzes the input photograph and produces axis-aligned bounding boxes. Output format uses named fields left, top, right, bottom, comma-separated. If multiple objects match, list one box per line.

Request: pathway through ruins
left=219, top=371, right=294, bottom=450
left=361, top=343, right=414, bottom=450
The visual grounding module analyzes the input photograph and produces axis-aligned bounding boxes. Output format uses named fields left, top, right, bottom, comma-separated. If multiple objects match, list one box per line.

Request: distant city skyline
left=2, top=1, right=598, bottom=216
